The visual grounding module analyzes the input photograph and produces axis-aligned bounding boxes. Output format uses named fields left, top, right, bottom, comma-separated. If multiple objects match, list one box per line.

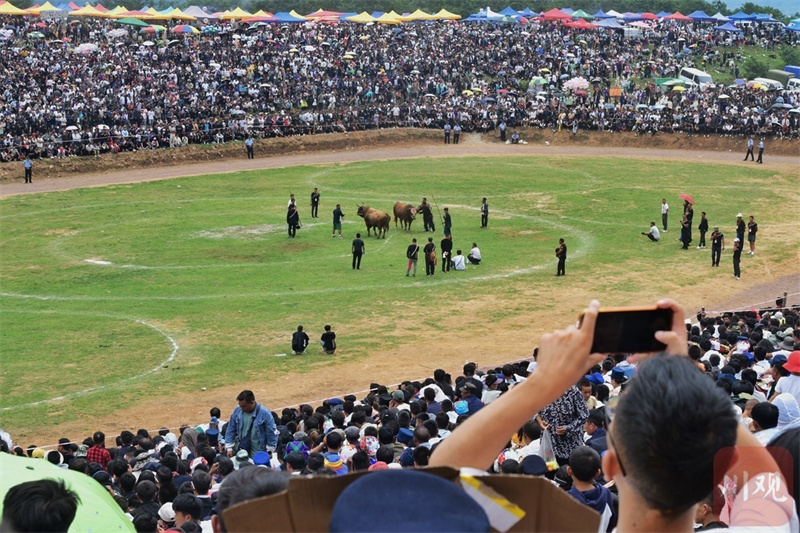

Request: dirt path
left=3, top=132, right=800, bottom=445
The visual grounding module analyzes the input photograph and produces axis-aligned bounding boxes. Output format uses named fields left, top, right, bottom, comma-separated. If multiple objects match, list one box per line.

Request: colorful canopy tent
left=115, top=16, right=150, bottom=26
left=656, top=11, right=671, bottom=18
left=664, top=11, right=693, bottom=21
left=70, top=4, right=112, bottom=17
left=728, top=11, right=755, bottom=21
left=26, top=1, right=63, bottom=15
left=306, top=9, right=344, bottom=18
left=375, top=12, right=401, bottom=24
left=593, top=10, right=614, bottom=18
left=399, top=9, right=435, bottom=21
left=519, top=8, right=536, bottom=16
left=571, top=9, right=593, bottom=20
left=0, top=2, right=29, bottom=14
left=159, top=8, right=196, bottom=20
left=640, top=12, right=658, bottom=20
left=106, top=5, right=127, bottom=16
left=288, top=10, right=307, bottom=19
left=595, top=18, right=625, bottom=29
left=566, top=18, right=598, bottom=29
left=687, top=10, right=715, bottom=21
left=498, top=6, right=519, bottom=16
left=95, top=3, right=109, bottom=12
left=271, top=11, right=306, bottom=22
left=605, top=9, right=622, bottom=17
left=620, top=12, right=644, bottom=21
left=712, top=12, right=729, bottom=21
left=345, top=11, right=375, bottom=22
left=540, top=8, right=570, bottom=20
left=714, top=22, right=742, bottom=32
left=0, top=454, right=136, bottom=533
left=219, top=7, right=251, bottom=19
left=433, top=8, right=460, bottom=20
left=183, top=5, right=217, bottom=19
left=116, top=9, right=155, bottom=19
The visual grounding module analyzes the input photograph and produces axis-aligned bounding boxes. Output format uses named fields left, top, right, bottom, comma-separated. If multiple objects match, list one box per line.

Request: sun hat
left=784, top=351, right=800, bottom=373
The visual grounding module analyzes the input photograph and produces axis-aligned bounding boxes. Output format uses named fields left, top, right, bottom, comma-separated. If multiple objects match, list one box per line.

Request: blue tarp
left=620, top=12, right=644, bottom=21
left=371, top=11, right=383, bottom=18
left=498, top=6, right=519, bottom=16
left=688, top=10, right=715, bottom=21
left=656, top=11, right=671, bottom=18
left=594, top=9, right=613, bottom=18
left=520, top=8, right=535, bottom=16
left=714, top=22, right=742, bottom=32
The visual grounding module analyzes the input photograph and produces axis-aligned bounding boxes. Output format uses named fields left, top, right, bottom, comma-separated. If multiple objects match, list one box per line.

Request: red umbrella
left=679, top=193, right=694, bottom=204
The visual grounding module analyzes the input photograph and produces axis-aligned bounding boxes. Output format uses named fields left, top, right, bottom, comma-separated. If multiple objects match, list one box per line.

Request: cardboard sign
left=222, top=466, right=600, bottom=532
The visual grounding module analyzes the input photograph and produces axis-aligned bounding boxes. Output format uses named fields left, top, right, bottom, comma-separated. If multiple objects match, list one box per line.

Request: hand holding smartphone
left=580, top=306, right=674, bottom=354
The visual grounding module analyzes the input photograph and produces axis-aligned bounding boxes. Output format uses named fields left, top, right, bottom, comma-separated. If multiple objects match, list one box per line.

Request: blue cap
left=252, top=451, right=270, bottom=466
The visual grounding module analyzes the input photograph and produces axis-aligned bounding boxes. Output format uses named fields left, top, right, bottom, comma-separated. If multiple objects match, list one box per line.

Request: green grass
left=1, top=155, right=798, bottom=436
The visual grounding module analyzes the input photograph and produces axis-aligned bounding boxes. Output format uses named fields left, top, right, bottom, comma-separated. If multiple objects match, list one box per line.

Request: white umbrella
left=97, top=124, right=110, bottom=130
left=304, top=45, right=316, bottom=51
left=718, top=94, right=730, bottom=99
left=65, top=126, right=79, bottom=131
left=142, top=40, right=155, bottom=46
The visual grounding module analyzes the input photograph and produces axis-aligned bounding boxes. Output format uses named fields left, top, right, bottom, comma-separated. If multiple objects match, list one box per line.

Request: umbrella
left=142, top=40, right=155, bottom=46
left=462, top=90, right=474, bottom=96
left=718, top=94, right=730, bottom=99
left=679, top=193, right=694, bottom=204
left=342, top=54, right=353, bottom=59
left=65, top=125, right=79, bottom=131
left=539, top=68, right=551, bottom=73
left=563, top=76, right=590, bottom=90
left=97, top=124, right=110, bottom=129
left=424, top=93, right=436, bottom=98
left=171, top=25, right=199, bottom=34
left=604, top=104, right=615, bottom=109
left=0, top=454, right=135, bottom=533
left=530, top=76, right=548, bottom=85
left=115, top=17, right=150, bottom=27
left=29, top=31, right=45, bottom=38
left=672, top=86, right=687, bottom=92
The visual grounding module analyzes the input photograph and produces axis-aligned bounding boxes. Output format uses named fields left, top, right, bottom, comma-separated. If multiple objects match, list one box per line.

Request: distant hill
left=725, top=0, right=798, bottom=16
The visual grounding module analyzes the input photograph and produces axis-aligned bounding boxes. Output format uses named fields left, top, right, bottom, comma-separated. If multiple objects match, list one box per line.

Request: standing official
left=442, top=207, right=452, bottom=237
left=743, top=137, right=754, bottom=161
left=710, top=227, right=724, bottom=267
left=423, top=237, right=436, bottom=276
left=406, top=238, right=419, bottom=277
left=453, top=124, right=462, bottom=144
left=697, top=212, right=709, bottom=249
left=352, top=233, right=365, bottom=270
left=23, top=156, right=32, bottom=184
left=441, top=234, right=453, bottom=273
left=756, top=139, right=764, bottom=164
left=332, top=204, right=344, bottom=238
left=310, top=188, right=320, bottom=219
left=555, top=238, right=567, bottom=276
left=732, top=238, right=742, bottom=280
left=480, top=198, right=489, bottom=228
left=287, top=204, right=300, bottom=238
left=661, top=199, right=669, bottom=232
left=443, top=123, right=451, bottom=144
left=245, top=136, right=254, bottom=159
left=735, top=213, right=745, bottom=242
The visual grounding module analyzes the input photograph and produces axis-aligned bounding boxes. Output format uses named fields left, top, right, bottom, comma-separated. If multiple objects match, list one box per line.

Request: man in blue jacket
left=224, top=390, right=278, bottom=458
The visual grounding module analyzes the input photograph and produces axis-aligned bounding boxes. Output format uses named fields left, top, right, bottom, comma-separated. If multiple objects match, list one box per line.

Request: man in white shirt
left=451, top=249, right=466, bottom=270
left=467, top=243, right=481, bottom=265
left=642, top=222, right=660, bottom=241
left=773, top=350, right=800, bottom=405
left=661, top=198, right=669, bottom=232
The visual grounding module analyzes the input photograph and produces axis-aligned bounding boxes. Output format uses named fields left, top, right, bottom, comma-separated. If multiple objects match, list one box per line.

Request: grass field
left=1, top=155, right=798, bottom=440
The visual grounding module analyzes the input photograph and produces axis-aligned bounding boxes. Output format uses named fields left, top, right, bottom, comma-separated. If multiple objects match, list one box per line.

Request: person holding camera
left=224, top=390, right=277, bottom=458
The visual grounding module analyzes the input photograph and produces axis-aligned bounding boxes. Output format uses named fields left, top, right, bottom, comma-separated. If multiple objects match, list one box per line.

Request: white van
left=787, top=78, right=800, bottom=93
left=752, top=78, right=784, bottom=91
left=678, top=67, right=715, bottom=90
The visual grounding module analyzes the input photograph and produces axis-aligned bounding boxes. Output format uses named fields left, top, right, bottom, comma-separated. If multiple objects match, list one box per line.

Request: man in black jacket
left=423, top=237, right=436, bottom=276
left=697, top=212, right=709, bottom=249
left=292, top=325, right=309, bottom=355
left=406, top=238, right=419, bottom=277
left=418, top=198, right=435, bottom=232
left=287, top=205, right=300, bottom=238
left=440, top=234, right=453, bottom=273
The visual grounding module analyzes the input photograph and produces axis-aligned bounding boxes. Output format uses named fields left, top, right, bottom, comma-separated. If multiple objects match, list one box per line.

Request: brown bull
left=393, top=202, right=418, bottom=231
left=356, top=205, right=390, bottom=238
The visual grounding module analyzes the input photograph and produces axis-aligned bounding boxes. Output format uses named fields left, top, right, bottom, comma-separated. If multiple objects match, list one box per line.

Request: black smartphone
left=581, top=306, right=674, bottom=354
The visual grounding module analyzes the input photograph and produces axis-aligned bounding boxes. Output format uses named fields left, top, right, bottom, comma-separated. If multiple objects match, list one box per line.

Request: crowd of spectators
left=1, top=301, right=799, bottom=532
left=1, top=13, right=799, bottom=163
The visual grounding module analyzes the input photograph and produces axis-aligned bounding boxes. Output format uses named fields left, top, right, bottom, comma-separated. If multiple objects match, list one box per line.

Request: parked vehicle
left=678, top=67, right=715, bottom=90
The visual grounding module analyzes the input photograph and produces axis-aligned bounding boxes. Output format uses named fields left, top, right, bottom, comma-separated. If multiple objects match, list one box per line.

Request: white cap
left=734, top=238, right=740, bottom=242
left=158, top=503, right=175, bottom=523
left=737, top=213, right=742, bottom=217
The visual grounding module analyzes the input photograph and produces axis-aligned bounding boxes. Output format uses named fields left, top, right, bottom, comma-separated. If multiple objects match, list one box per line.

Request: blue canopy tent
left=561, top=7, right=574, bottom=15
left=729, top=11, right=755, bottom=21
left=785, top=23, right=800, bottom=32
left=371, top=11, right=384, bottom=18
left=714, top=22, right=742, bottom=32
left=687, top=10, right=715, bottom=21
left=755, top=13, right=778, bottom=22
left=656, top=11, right=672, bottom=18
left=520, top=8, right=536, bottom=16
left=464, top=12, right=489, bottom=21
left=620, top=12, right=644, bottom=21
left=498, top=6, right=519, bottom=16
left=594, top=9, right=614, bottom=18
left=595, top=18, right=625, bottom=28
left=271, top=11, right=306, bottom=22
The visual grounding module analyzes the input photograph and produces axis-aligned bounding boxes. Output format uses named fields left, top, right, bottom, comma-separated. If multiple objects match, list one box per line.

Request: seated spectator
left=467, top=243, right=481, bottom=265
left=172, top=494, right=203, bottom=530
left=1, top=480, right=80, bottom=533
left=583, top=409, right=607, bottom=455
left=641, top=222, right=660, bottom=242
left=567, top=447, right=617, bottom=532
left=451, top=249, right=467, bottom=270
left=751, top=401, right=780, bottom=444
left=292, top=325, right=309, bottom=355
left=320, top=325, right=337, bottom=355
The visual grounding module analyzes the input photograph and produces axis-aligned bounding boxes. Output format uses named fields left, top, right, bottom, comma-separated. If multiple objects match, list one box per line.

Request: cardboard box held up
left=223, top=466, right=600, bottom=532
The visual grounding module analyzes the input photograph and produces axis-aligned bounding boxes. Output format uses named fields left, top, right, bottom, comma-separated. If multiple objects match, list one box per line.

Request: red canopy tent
left=665, top=11, right=693, bottom=21
left=565, top=18, right=598, bottom=29
left=95, top=3, right=109, bottom=12
left=305, top=10, right=344, bottom=18
left=540, top=8, right=571, bottom=20
left=640, top=12, right=657, bottom=20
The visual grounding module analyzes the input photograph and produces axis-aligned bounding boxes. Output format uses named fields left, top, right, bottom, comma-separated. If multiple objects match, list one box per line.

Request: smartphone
left=581, top=306, right=673, bottom=354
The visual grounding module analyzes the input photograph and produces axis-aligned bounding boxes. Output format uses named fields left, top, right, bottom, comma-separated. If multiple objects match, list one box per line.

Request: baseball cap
left=391, top=390, right=405, bottom=402
left=459, top=382, right=478, bottom=394
left=158, top=503, right=175, bottom=523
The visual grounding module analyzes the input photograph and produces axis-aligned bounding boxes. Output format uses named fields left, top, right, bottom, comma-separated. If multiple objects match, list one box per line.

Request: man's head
left=559, top=238, right=564, bottom=244
left=578, top=378, right=593, bottom=400
left=1, top=480, right=80, bottom=533
left=606, top=356, right=738, bottom=516
left=662, top=198, right=666, bottom=204
left=92, top=431, right=105, bottom=446
left=297, top=325, right=303, bottom=332
left=191, top=471, right=211, bottom=496
left=584, top=409, right=604, bottom=436
left=650, top=222, right=655, bottom=227
left=751, top=402, right=779, bottom=431
left=356, top=233, right=361, bottom=239
left=172, top=494, right=202, bottom=526
left=336, top=203, right=340, bottom=209
left=568, top=446, right=601, bottom=483
left=324, top=325, right=332, bottom=332
left=412, top=238, right=417, bottom=244
left=236, top=390, right=256, bottom=414
left=701, top=212, right=706, bottom=218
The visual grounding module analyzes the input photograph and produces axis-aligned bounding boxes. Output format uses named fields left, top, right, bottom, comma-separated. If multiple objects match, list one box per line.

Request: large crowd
left=2, top=300, right=799, bottom=532
left=1, top=12, right=799, bottom=162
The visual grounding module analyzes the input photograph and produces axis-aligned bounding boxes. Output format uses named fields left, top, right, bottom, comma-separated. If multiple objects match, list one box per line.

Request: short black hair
left=522, top=420, right=541, bottom=441
left=613, top=355, right=738, bottom=515
left=172, top=494, right=202, bottom=521
left=236, top=390, right=255, bottom=403
left=2, top=480, right=80, bottom=533
left=569, top=446, right=601, bottom=482
left=132, top=513, right=158, bottom=533
left=191, top=470, right=212, bottom=495
left=751, top=402, right=779, bottom=430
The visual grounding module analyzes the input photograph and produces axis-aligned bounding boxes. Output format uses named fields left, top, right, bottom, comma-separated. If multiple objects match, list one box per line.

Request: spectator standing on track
left=244, top=136, right=254, bottom=159
left=744, top=137, right=754, bottom=161
left=661, top=199, right=669, bottom=232
left=732, top=238, right=742, bottom=280
left=747, top=216, right=757, bottom=255
left=481, top=197, right=489, bottom=228
left=224, top=390, right=278, bottom=457
left=757, top=139, right=764, bottom=164
left=23, top=156, right=32, bottom=184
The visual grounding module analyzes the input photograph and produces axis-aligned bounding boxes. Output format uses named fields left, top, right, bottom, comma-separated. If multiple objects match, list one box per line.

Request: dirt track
left=3, top=130, right=800, bottom=445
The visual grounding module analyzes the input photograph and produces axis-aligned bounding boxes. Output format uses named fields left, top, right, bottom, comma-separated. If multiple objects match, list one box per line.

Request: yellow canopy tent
left=106, top=6, right=127, bottom=16
left=69, top=4, right=113, bottom=17
left=432, top=8, right=461, bottom=19
left=0, top=2, right=29, bottom=15
left=376, top=12, right=401, bottom=24
left=160, top=8, right=196, bottom=20
left=345, top=11, right=376, bottom=22
left=399, top=8, right=435, bottom=21
left=26, top=1, right=62, bottom=15
left=251, top=9, right=271, bottom=16
left=288, top=10, right=307, bottom=20
left=219, top=6, right=251, bottom=19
